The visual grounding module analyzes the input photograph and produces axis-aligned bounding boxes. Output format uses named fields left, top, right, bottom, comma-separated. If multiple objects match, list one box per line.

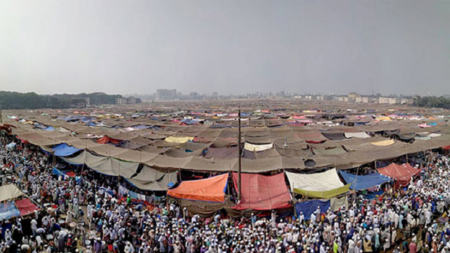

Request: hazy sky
left=1, top=1, right=449, bottom=96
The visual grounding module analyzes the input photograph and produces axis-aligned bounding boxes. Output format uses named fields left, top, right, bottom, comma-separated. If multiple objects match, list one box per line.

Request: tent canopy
left=377, top=163, right=420, bottom=186
left=340, top=171, right=391, bottom=191
left=232, top=172, right=292, bottom=210
left=167, top=173, right=228, bottom=202
left=285, top=169, right=345, bottom=192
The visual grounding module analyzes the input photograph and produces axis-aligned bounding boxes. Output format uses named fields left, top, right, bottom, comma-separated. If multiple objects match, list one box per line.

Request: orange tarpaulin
left=377, top=163, right=421, bottom=187
left=97, top=136, right=121, bottom=145
left=232, top=172, right=292, bottom=210
left=167, top=174, right=228, bottom=202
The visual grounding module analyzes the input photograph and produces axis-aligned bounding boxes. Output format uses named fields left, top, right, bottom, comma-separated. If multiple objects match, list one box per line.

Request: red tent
left=15, top=199, right=38, bottom=216
left=232, top=172, right=292, bottom=210
left=167, top=174, right=228, bottom=202
left=443, top=145, right=450, bottom=150
left=377, top=163, right=421, bottom=187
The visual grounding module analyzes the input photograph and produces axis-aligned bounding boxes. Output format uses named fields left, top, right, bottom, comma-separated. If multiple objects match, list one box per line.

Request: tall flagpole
left=238, top=105, right=242, bottom=201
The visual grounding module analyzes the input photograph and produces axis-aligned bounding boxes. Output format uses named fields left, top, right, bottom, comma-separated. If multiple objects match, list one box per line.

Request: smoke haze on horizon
left=1, top=1, right=449, bottom=96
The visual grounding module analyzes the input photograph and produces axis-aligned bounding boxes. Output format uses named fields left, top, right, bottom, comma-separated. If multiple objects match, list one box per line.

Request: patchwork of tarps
left=231, top=172, right=292, bottom=210
left=6, top=114, right=450, bottom=174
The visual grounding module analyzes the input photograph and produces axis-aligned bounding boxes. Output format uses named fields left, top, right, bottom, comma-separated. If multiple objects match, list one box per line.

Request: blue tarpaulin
left=294, top=200, right=330, bottom=220
left=340, top=171, right=391, bottom=191
left=52, top=167, right=80, bottom=183
left=52, top=143, right=81, bottom=157
left=133, top=125, right=151, bottom=130
left=364, top=190, right=385, bottom=199
left=52, top=167, right=67, bottom=178
left=0, top=202, right=21, bottom=221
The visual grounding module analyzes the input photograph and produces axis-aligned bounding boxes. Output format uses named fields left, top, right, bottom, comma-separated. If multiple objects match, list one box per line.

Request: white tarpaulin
left=244, top=142, right=273, bottom=152
left=285, top=169, right=345, bottom=192
left=429, top=133, right=442, bottom=138
left=0, top=185, right=24, bottom=202
left=344, top=132, right=371, bottom=139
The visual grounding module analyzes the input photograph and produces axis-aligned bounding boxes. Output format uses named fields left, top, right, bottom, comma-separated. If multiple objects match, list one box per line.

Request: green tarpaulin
left=293, top=184, right=351, bottom=199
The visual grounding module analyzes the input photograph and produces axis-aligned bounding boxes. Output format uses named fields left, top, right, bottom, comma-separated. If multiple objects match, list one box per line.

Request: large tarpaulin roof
left=232, top=172, right=292, bottom=210
left=90, top=158, right=139, bottom=177
left=62, top=150, right=109, bottom=166
left=293, top=184, right=351, bottom=199
left=340, top=171, right=391, bottom=191
left=312, top=146, right=347, bottom=156
left=377, top=163, right=420, bottom=186
left=285, top=169, right=344, bottom=192
left=167, top=173, right=228, bottom=202
left=0, top=184, right=24, bottom=202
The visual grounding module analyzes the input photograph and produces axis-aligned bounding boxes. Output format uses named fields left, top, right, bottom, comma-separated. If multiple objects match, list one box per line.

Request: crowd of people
left=1, top=135, right=450, bottom=253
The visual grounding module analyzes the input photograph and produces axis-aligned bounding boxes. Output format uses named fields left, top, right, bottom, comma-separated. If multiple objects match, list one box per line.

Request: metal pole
left=238, top=105, right=242, bottom=201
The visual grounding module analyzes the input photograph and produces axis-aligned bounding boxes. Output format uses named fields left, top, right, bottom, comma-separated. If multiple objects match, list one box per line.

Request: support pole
left=238, top=105, right=242, bottom=201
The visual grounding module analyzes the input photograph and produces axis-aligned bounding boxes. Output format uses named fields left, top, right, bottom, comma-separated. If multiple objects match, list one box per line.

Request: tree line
left=0, top=91, right=122, bottom=109
left=414, top=96, right=450, bottom=109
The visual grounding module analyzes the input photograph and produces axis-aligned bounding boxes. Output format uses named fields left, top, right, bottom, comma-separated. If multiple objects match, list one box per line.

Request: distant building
left=115, top=97, right=142, bottom=105
left=337, top=97, right=350, bottom=102
left=115, top=98, right=128, bottom=105
left=388, top=98, right=399, bottom=104
left=157, top=89, right=177, bottom=100
left=378, top=97, right=390, bottom=104
left=355, top=97, right=369, bottom=103
left=348, top=93, right=360, bottom=102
